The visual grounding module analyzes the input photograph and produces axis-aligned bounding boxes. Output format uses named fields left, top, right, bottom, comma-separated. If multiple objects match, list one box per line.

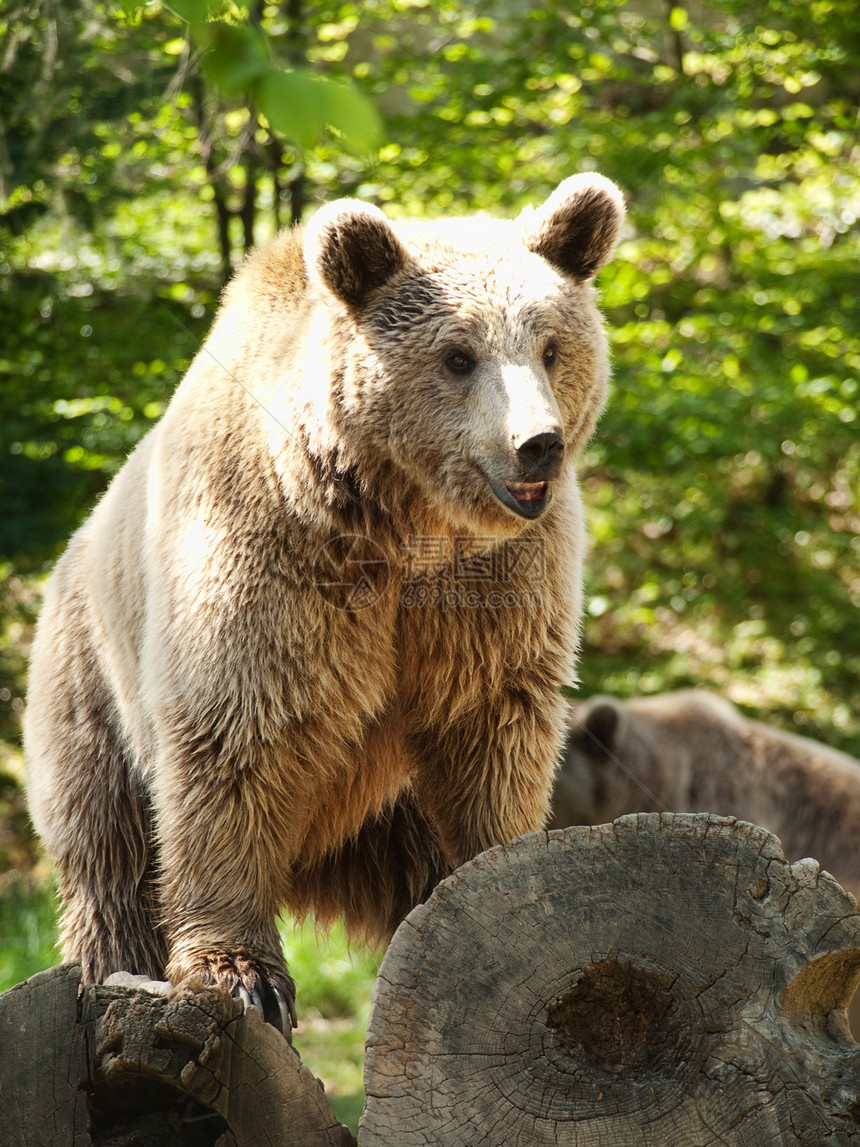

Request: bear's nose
left=516, top=430, right=565, bottom=478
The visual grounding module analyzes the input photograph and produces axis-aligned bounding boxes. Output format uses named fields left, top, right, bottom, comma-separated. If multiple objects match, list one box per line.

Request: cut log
left=362, top=813, right=860, bottom=1146
left=0, top=964, right=354, bottom=1146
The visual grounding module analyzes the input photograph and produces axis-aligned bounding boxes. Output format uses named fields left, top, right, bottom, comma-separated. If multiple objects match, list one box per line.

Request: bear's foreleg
left=56, top=778, right=169, bottom=984
left=411, top=689, right=566, bottom=868
left=25, top=615, right=170, bottom=982
left=152, top=743, right=299, bottom=1035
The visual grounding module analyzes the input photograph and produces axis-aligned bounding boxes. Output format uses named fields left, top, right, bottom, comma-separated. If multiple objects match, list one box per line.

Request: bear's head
left=303, top=175, right=625, bottom=536
left=552, top=694, right=736, bottom=828
left=550, top=696, right=660, bottom=828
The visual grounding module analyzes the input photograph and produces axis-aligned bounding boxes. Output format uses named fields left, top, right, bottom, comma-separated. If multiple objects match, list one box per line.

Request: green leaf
left=253, top=68, right=381, bottom=152
left=201, top=23, right=270, bottom=100
left=253, top=68, right=328, bottom=148
left=318, top=79, right=382, bottom=153
left=166, top=0, right=211, bottom=25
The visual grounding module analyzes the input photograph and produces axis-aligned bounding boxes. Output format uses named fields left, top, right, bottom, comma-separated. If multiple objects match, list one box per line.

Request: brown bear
left=550, top=690, right=860, bottom=902
left=24, top=175, right=625, bottom=1032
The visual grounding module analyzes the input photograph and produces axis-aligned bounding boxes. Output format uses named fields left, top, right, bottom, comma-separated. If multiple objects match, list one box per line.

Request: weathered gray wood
left=0, top=964, right=354, bottom=1146
left=0, top=964, right=92, bottom=1145
left=361, top=813, right=860, bottom=1145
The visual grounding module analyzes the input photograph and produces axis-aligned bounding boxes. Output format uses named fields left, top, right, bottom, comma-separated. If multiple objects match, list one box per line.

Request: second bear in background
left=552, top=689, right=860, bottom=902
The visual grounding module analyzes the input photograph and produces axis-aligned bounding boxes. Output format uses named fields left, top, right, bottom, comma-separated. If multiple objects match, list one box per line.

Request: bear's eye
left=542, top=343, right=558, bottom=368
left=445, top=350, right=477, bottom=376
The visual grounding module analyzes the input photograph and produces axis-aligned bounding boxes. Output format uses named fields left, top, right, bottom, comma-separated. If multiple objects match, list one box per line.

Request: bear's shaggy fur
left=551, top=690, right=860, bottom=901
left=25, top=176, right=625, bottom=1030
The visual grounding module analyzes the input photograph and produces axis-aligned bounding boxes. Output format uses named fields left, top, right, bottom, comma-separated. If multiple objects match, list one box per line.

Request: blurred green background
left=1, top=0, right=858, bottom=1132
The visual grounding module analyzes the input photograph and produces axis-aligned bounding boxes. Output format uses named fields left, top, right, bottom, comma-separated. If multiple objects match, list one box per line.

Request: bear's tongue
left=506, top=481, right=549, bottom=507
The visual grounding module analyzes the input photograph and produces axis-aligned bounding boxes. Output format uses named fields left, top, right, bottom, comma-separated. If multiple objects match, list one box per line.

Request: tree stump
left=0, top=963, right=354, bottom=1146
left=362, top=813, right=860, bottom=1145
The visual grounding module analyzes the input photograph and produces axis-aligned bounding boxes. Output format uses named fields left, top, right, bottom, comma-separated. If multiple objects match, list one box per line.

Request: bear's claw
left=234, top=979, right=296, bottom=1036
left=179, top=947, right=297, bottom=1038
left=277, top=986, right=296, bottom=1033
left=236, top=983, right=258, bottom=1011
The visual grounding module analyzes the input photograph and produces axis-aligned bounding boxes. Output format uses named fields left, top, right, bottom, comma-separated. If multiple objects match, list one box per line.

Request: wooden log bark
left=0, top=963, right=355, bottom=1146
left=362, top=813, right=860, bottom=1146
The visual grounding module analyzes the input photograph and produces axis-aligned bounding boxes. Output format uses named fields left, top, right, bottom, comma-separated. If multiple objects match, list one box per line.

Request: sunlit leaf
left=318, top=79, right=383, bottom=153
left=253, top=68, right=381, bottom=151
left=253, top=68, right=328, bottom=148
left=166, top=0, right=211, bottom=25
left=200, top=23, right=270, bottom=99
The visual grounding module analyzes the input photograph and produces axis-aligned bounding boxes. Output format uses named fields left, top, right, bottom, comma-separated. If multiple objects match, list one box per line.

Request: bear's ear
left=304, top=199, right=408, bottom=310
left=520, top=174, right=625, bottom=282
left=580, top=698, right=623, bottom=755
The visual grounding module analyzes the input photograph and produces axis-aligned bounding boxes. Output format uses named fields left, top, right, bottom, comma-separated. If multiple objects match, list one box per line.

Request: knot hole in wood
left=546, top=958, right=675, bottom=1073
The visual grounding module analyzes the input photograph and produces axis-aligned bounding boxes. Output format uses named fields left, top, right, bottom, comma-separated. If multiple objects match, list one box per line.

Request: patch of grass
left=280, top=918, right=379, bottom=1132
left=294, top=1010, right=371, bottom=1132
left=280, top=917, right=380, bottom=1019
left=0, top=876, right=59, bottom=991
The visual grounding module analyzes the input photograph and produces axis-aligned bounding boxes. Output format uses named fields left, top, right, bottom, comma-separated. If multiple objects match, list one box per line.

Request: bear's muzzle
left=485, top=473, right=554, bottom=519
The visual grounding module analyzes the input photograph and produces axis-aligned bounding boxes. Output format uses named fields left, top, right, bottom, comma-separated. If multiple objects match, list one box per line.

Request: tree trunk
left=0, top=964, right=354, bottom=1146
left=284, top=0, right=307, bottom=226
left=212, top=184, right=234, bottom=281
left=240, top=130, right=258, bottom=253
left=189, top=72, right=233, bottom=282
left=362, top=814, right=860, bottom=1145
left=268, top=138, right=283, bottom=231
left=289, top=168, right=306, bottom=227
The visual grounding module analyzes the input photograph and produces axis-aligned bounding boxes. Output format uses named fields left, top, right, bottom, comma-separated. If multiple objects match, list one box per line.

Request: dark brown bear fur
left=552, top=690, right=860, bottom=902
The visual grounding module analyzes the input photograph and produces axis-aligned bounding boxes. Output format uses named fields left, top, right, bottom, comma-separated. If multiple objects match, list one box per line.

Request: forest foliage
left=1, top=0, right=859, bottom=962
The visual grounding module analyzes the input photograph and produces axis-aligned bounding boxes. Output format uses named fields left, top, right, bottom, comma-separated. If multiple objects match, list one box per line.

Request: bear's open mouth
left=485, top=475, right=553, bottom=519
left=506, top=481, right=549, bottom=508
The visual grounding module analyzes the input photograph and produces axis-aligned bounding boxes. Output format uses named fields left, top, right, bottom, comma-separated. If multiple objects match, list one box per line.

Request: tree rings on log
left=362, top=813, right=860, bottom=1145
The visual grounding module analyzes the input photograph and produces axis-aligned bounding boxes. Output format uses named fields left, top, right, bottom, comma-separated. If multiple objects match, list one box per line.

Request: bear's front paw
left=178, top=947, right=297, bottom=1038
